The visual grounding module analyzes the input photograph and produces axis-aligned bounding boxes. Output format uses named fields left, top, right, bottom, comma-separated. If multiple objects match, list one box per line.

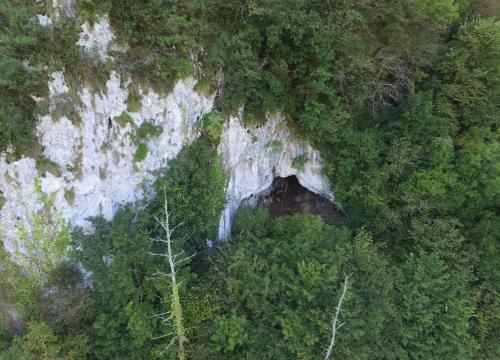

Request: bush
left=114, top=111, right=134, bottom=128
left=133, top=143, right=148, bottom=162
left=150, top=138, right=226, bottom=252
left=200, top=111, right=226, bottom=144
left=13, top=180, right=70, bottom=285
left=136, top=122, right=163, bottom=140
left=292, top=154, right=309, bottom=171
left=126, top=92, right=142, bottom=113
left=265, top=140, right=284, bottom=153
left=211, top=311, right=248, bottom=353
left=36, top=157, right=62, bottom=177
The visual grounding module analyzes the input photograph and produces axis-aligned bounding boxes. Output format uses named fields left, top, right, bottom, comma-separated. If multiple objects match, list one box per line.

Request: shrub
left=36, top=157, right=62, bottom=177
left=265, top=140, right=284, bottom=153
left=292, top=154, right=309, bottom=171
left=200, top=111, right=226, bottom=144
left=13, top=180, right=70, bottom=285
left=151, top=138, right=226, bottom=252
left=114, top=111, right=134, bottom=128
left=133, top=143, right=148, bottom=162
left=211, top=311, right=248, bottom=353
left=126, top=92, right=142, bottom=113
left=136, top=122, right=163, bottom=140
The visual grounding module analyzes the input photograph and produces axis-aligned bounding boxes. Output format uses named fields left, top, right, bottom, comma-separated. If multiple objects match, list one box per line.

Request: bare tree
left=149, top=190, right=192, bottom=360
left=324, top=274, right=349, bottom=360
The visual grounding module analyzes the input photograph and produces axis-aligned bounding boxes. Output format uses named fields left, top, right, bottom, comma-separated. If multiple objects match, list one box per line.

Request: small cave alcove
left=254, top=176, right=346, bottom=224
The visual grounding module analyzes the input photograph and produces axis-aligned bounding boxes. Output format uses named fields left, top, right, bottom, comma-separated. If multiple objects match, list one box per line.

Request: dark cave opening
left=260, top=176, right=346, bottom=224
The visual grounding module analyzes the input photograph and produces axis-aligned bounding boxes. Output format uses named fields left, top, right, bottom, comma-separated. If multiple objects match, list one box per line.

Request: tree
left=1, top=321, right=88, bottom=360
left=396, top=251, right=477, bottom=359
left=150, top=138, right=226, bottom=253
left=74, top=207, right=161, bottom=359
left=149, top=193, right=189, bottom=360
left=191, top=209, right=397, bottom=359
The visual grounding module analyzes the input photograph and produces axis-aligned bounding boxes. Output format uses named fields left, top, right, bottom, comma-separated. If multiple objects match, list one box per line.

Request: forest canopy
left=1, top=0, right=499, bottom=359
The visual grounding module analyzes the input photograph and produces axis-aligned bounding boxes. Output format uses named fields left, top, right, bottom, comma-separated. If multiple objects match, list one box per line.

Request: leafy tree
left=396, top=251, right=478, bottom=359
left=73, top=207, right=162, bottom=359
left=210, top=310, right=248, bottom=354
left=436, top=18, right=499, bottom=130
left=199, top=111, right=226, bottom=145
left=150, top=138, right=226, bottom=253
left=190, top=209, right=397, bottom=359
left=1, top=321, right=88, bottom=360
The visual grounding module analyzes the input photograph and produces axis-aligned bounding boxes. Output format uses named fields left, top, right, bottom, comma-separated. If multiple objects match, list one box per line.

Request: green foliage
left=265, top=140, right=283, bottom=153
left=36, top=156, right=62, bottom=177
left=397, top=251, right=477, bottom=359
left=114, top=111, right=134, bottom=128
left=13, top=180, right=70, bottom=286
left=82, top=0, right=198, bottom=89
left=126, top=91, right=142, bottom=113
left=133, top=143, right=148, bottom=162
left=136, top=121, right=163, bottom=140
left=3, top=321, right=88, bottom=360
left=291, top=154, right=308, bottom=171
left=1, top=241, right=91, bottom=359
left=434, top=19, right=500, bottom=359
left=211, top=310, right=248, bottom=353
left=71, top=138, right=226, bottom=358
left=73, top=207, right=162, bottom=359
left=199, top=111, right=226, bottom=144
left=0, top=240, right=25, bottom=332
left=436, top=18, right=500, bottom=129
left=0, top=1, right=85, bottom=157
left=151, top=138, right=226, bottom=252
left=0, top=2, right=44, bottom=154
left=415, top=0, right=460, bottom=26
left=191, top=211, right=396, bottom=359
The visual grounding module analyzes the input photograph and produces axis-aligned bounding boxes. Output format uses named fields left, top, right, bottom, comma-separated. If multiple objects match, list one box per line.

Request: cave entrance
left=260, top=176, right=346, bottom=224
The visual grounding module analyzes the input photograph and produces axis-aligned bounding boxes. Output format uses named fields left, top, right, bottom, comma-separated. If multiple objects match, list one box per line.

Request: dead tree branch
left=150, top=189, right=189, bottom=360
left=324, top=274, right=349, bottom=360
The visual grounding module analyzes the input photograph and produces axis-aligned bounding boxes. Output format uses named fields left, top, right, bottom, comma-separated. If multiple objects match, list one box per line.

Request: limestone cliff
left=0, top=15, right=334, bottom=252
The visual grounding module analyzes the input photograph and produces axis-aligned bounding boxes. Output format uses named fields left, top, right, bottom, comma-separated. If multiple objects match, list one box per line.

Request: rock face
left=217, top=115, right=334, bottom=239
left=77, top=16, right=127, bottom=61
left=51, top=0, right=77, bottom=21
left=0, top=15, right=335, bottom=254
left=0, top=71, right=213, bottom=252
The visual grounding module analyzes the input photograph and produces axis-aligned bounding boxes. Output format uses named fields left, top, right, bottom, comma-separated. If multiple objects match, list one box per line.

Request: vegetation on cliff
left=0, top=0, right=498, bottom=359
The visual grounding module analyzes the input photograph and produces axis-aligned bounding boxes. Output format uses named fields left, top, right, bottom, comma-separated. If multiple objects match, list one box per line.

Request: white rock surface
left=0, top=71, right=214, bottom=253
left=52, top=0, right=77, bottom=20
left=38, top=116, right=80, bottom=168
left=77, top=16, right=120, bottom=61
left=48, top=71, right=69, bottom=97
left=37, top=14, right=52, bottom=27
left=217, top=114, right=334, bottom=239
left=0, top=12, right=334, bottom=253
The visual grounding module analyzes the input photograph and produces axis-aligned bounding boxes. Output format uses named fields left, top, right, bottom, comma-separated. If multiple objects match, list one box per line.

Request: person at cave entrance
left=274, top=178, right=284, bottom=202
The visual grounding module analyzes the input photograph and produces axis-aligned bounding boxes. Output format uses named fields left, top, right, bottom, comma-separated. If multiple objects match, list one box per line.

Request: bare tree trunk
left=150, top=191, right=189, bottom=360
left=324, top=274, right=349, bottom=360
left=163, top=198, right=187, bottom=360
